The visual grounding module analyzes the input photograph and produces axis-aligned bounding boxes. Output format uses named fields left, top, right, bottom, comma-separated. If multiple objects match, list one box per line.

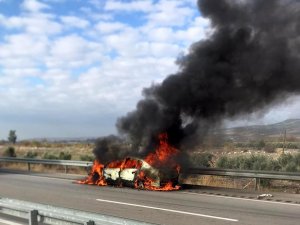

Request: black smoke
left=116, top=0, right=300, bottom=154
left=93, top=135, right=131, bottom=165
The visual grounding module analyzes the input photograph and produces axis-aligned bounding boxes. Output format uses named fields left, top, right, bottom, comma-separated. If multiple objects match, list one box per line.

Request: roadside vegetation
left=0, top=133, right=299, bottom=193
left=216, top=153, right=300, bottom=172
left=3, top=146, right=17, bottom=157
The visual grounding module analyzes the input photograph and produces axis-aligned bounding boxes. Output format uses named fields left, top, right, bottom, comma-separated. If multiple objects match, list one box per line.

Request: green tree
left=8, top=130, right=17, bottom=144
left=3, top=147, right=16, bottom=157
left=257, top=140, right=266, bottom=150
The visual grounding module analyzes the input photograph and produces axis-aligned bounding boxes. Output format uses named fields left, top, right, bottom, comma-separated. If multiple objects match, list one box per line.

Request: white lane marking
left=1, top=173, right=81, bottom=182
left=96, top=198, right=238, bottom=222
left=0, top=218, right=23, bottom=225
left=182, top=192, right=300, bottom=207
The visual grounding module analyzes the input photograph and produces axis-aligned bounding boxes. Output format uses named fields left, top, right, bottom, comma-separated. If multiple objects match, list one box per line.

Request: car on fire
left=103, top=157, right=179, bottom=189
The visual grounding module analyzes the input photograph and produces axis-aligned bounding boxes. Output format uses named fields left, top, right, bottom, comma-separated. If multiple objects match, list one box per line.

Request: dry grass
left=0, top=162, right=88, bottom=175
left=0, top=143, right=94, bottom=160
left=180, top=174, right=300, bottom=193
left=0, top=143, right=93, bottom=174
left=180, top=174, right=250, bottom=189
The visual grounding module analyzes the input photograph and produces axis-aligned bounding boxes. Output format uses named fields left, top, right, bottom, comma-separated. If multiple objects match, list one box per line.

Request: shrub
left=266, top=159, right=281, bottom=171
left=80, top=155, right=94, bottom=161
left=189, top=153, right=214, bottom=167
left=42, top=152, right=58, bottom=160
left=257, top=140, right=266, bottom=150
left=216, top=153, right=300, bottom=172
left=216, top=154, right=270, bottom=170
left=284, top=161, right=298, bottom=172
left=251, top=155, right=269, bottom=170
left=264, top=144, right=276, bottom=153
left=3, top=147, right=16, bottom=157
left=25, top=151, right=38, bottom=158
left=216, top=156, right=230, bottom=168
left=58, top=152, right=72, bottom=160
left=278, top=153, right=293, bottom=168
left=293, top=153, right=300, bottom=165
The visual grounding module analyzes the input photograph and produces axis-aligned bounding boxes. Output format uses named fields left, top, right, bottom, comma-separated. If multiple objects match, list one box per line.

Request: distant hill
left=22, top=137, right=98, bottom=143
left=223, top=119, right=300, bottom=142
left=21, top=119, right=300, bottom=144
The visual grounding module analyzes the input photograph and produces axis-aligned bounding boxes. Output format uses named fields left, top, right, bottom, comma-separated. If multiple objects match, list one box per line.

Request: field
left=0, top=141, right=94, bottom=174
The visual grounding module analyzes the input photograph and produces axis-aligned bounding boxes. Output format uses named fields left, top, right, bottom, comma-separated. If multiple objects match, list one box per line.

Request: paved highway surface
left=0, top=170, right=299, bottom=225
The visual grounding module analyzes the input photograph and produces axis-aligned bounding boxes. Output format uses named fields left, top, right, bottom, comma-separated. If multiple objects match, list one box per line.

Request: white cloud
left=95, top=21, right=128, bottom=34
left=47, top=35, right=103, bottom=69
left=0, top=34, right=48, bottom=58
left=150, top=42, right=181, bottom=57
left=2, top=13, right=62, bottom=34
left=103, top=28, right=141, bottom=56
left=175, top=17, right=211, bottom=43
left=0, top=0, right=219, bottom=138
left=147, top=27, right=174, bottom=42
left=80, top=7, right=114, bottom=21
left=88, top=0, right=104, bottom=9
left=22, top=0, right=50, bottom=12
left=0, top=33, right=48, bottom=75
left=104, top=0, right=154, bottom=12
left=146, top=0, right=195, bottom=27
left=60, top=16, right=90, bottom=29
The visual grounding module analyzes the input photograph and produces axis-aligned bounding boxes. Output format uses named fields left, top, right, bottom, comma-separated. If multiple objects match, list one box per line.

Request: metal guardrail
left=185, top=167, right=300, bottom=190
left=187, top=167, right=300, bottom=181
left=0, top=157, right=93, bottom=173
left=0, top=197, right=155, bottom=225
left=1, top=157, right=300, bottom=189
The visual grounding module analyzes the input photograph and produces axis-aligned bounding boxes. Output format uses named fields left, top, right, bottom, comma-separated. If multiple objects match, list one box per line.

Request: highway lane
left=0, top=171, right=299, bottom=225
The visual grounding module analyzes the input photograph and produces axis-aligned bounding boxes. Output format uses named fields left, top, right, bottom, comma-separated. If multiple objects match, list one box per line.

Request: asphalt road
left=0, top=171, right=299, bottom=225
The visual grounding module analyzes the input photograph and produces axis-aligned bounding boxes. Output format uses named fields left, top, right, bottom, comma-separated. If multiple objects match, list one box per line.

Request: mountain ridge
left=224, top=119, right=300, bottom=142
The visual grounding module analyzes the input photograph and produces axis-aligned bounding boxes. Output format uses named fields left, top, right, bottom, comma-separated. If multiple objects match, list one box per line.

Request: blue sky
left=0, top=0, right=298, bottom=140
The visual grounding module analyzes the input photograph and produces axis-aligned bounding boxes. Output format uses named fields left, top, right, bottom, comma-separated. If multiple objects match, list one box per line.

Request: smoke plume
left=93, top=135, right=133, bottom=164
left=116, top=0, right=300, bottom=154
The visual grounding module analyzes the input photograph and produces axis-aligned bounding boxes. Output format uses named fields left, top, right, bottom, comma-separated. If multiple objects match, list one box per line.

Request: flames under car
left=102, top=157, right=179, bottom=189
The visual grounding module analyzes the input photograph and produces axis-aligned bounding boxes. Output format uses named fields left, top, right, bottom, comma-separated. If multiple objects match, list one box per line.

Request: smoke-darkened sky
left=117, top=0, right=300, bottom=149
left=0, top=0, right=299, bottom=140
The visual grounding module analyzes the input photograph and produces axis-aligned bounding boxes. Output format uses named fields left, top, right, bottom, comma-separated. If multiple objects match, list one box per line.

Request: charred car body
left=103, top=157, right=179, bottom=189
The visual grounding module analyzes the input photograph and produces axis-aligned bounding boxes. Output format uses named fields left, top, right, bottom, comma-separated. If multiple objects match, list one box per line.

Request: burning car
left=104, top=157, right=179, bottom=189
left=104, top=157, right=161, bottom=188
left=79, top=133, right=181, bottom=191
left=79, top=156, right=180, bottom=191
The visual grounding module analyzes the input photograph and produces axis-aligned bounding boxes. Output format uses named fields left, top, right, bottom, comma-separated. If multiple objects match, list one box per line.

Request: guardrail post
left=254, top=178, right=257, bottom=190
left=64, top=165, right=68, bottom=174
left=254, top=178, right=260, bottom=191
left=28, top=163, right=31, bottom=171
left=86, top=166, right=91, bottom=174
left=85, top=220, right=95, bottom=225
left=29, top=210, right=38, bottom=225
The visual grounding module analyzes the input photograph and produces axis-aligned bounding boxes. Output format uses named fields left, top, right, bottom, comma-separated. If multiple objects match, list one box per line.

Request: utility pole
left=282, top=129, right=286, bottom=154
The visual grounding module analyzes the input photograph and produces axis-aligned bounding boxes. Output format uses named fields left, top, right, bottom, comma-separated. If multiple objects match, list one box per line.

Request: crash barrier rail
left=186, top=167, right=300, bottom=190
left=0, top=157, right=93, bottom=173
left=1, top=157, right=300, bottom=190
left=0, top=197, right=155, bottom=225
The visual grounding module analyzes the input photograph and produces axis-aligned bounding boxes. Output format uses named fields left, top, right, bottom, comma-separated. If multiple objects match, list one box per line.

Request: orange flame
left=145, top=133, right=179, bottom=168
left=77, top=160, right=107, bottom=186
left=78, top=133, right=181, bottom=191
left=107, top=158, right=142, bottom=169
